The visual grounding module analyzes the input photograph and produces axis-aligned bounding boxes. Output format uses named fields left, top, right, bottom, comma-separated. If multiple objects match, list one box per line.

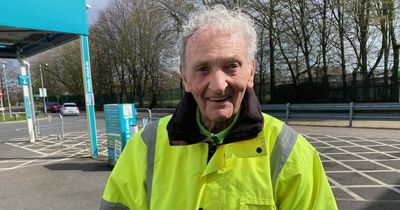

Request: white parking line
left=0, top=149, right=88, bottom=172
left=327, top=176, right=364, bottom=201
left=4, top=142, right=47, bottom=156
left=0, top=131, right=108, bottom=171
left=306, top=134, right=400, bottom=200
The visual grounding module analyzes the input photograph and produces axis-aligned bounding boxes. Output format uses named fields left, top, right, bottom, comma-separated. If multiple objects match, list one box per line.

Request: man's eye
left=225, top=63, right=239, bottom=70
left=195, top=66, right=208, bottom=72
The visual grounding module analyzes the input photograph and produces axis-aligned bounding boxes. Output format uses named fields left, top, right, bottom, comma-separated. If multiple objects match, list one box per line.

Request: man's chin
left=206, top=112, right=233, bottom=123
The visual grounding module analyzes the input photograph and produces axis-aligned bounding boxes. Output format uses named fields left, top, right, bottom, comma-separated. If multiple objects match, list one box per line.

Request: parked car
left=60, top=103, right=80, bottom=116
left=46, top=102, right=62, bottom=113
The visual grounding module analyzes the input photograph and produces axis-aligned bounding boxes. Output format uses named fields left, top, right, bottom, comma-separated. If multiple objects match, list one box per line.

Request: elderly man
left=101, top=5, right=337, bottom=210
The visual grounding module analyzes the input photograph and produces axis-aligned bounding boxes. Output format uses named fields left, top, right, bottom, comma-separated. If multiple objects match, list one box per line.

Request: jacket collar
left=167, top=89, right=264, bottom=145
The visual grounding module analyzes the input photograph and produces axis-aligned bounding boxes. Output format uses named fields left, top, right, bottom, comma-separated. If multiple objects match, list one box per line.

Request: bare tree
left=158, top=0, right=196, bottom=34
left=29, top=0, right=400, bottom=105
left=387, top=0, right=399, bottom=101
left=90, top=0, right=180, bottom=106
left=329, top=0, right=349, bottom=99
left=374, top=0, right=391, bottom=100
left=243, top=0, right=278, bottom=102
left=344, top=0, right=386, bottom=101
left=31, top=41, right=83, bottom=96
left=314, top=0, right=332, bottom=87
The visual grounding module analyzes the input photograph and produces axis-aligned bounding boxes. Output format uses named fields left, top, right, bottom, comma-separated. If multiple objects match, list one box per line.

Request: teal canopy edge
left=0, top=0, right=89, bottom=58
left=0, top=0, right=89, bottom=35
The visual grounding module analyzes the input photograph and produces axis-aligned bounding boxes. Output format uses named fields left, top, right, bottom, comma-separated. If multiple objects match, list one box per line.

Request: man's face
left=181, top=28, right=255, bottom=129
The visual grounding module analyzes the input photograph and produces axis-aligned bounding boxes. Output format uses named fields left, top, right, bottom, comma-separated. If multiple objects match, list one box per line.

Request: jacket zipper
left=206, top=135, right=220, bottom=163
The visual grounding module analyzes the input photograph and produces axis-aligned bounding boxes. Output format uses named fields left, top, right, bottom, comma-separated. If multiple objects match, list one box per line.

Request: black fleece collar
left=167, top=89, right=264, bottom=145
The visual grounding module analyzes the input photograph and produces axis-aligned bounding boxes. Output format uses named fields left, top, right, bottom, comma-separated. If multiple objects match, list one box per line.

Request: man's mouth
left=208, top=96, right=230, bottom=102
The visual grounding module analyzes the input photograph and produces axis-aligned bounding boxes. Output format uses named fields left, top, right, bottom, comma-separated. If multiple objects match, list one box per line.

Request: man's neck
left=196, top=106, right=241, bottom=135
left=201, top=116, right=234, bottom=134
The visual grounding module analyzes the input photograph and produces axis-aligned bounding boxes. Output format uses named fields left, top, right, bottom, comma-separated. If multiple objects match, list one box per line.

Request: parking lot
left=0, top=129, right=111, bottom=210
left=304, top=133, right=400, bottom=209
left=0, top=120, right=399, bottom=209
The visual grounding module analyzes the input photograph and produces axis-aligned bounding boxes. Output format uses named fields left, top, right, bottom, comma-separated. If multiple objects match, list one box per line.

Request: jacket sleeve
left=100, top=131, right=149, bottom=210
left=274, top=135, right=338, bottom=210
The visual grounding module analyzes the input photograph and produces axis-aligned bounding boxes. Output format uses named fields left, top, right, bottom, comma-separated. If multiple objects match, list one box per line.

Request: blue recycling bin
left=104, top=104, right=137, bottom=165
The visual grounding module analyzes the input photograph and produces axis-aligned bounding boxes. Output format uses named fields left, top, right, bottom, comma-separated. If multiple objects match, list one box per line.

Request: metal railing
left=136, top=108, right=151, bottom=127
left=4, top=103, right=398, bottom=142
left=135, top=108, right=175, bottom=127
left=150, top=108, right=175, bottom=118
left=261, top=102, right=400, bottom=127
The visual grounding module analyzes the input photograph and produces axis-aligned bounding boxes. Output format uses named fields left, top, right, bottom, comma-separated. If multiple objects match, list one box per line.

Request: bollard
left=349, top=102, right=354, bottom=127
left=147, top=108, right=152, bottom=123
left=59, top=113, right=64, bottom=139
left=36, top=118, right=41, bottom=137
left=285, top=103, right=290, bottom=124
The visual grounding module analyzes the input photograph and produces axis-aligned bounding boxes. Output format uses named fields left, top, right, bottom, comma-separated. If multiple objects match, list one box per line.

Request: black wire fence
left=43, top=80, right=399, bottom=111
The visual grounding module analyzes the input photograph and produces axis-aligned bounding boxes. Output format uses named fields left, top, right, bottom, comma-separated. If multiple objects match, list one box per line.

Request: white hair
left=180, top=5, right=257, bottom=64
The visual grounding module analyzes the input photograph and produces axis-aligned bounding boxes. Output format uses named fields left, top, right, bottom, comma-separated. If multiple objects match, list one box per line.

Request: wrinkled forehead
left=188, top=27, right=244, bottom=45
left=186, top=28, right=238, bottom=46
left=183, top=28, right=249, bottom=64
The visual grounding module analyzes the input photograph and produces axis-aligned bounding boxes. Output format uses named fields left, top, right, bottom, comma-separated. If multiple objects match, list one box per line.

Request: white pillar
left=19, top=60, right=36, bottom=143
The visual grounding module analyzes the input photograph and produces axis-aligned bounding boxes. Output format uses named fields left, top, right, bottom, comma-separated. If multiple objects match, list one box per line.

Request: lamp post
left=1, top=62, right=12, bottom=117
left=39, top=63, right=47, bottom=114
left=0, top=86, right=4, bottom=121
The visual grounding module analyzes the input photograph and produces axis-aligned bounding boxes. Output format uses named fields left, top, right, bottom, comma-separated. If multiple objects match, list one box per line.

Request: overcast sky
left=86, top=0, right=110, bottom=25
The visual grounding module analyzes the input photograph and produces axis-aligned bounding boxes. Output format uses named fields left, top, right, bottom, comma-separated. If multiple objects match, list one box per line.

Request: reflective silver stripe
left=270, top=124, right=298, bottom=190
left=141, top=120, right=159, bottom=208
left=100, top=199, right=129, bottom=210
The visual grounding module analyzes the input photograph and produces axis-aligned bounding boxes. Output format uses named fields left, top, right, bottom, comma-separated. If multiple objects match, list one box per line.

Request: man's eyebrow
left=191, top=56, right=243, bottom=69
left=192, top=60, right=209, bottom=68
left=219, top=57, right=243, bottom=66
left=224, top=57, right=241, bottom=63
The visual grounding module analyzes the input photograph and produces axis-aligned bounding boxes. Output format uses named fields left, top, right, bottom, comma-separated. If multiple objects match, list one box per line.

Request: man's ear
left=247, top=60, right=256, bottom=88
left=180, top=64, right=190, bottom=92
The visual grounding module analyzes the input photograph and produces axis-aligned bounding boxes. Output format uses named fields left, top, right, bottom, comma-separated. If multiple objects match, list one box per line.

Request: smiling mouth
left=208, top=96, right=230, bottom=102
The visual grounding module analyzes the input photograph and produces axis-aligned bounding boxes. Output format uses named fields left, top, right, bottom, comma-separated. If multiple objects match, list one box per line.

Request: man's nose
left=208, top=70, right=228, bottom=93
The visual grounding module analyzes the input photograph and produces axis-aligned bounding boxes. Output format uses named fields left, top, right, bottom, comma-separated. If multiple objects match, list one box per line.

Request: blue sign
left=18, top=75, right=30, bottom=86
left=24, top=96, right=31, bottom=119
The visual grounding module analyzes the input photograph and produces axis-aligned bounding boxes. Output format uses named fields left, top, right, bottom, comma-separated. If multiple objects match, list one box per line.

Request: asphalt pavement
left=0, top=120, right=399, bottom=210
left=0, top=113, right=106, bottom=142
left=0, top=131, right=111, bottom=210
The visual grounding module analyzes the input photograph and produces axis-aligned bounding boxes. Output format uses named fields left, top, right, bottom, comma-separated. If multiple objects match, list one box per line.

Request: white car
left=60, top=103, right=80, bottom=116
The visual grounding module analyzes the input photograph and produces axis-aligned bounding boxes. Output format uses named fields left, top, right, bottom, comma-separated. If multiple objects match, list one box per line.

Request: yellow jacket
left=101, top=113, right=337, bottom=210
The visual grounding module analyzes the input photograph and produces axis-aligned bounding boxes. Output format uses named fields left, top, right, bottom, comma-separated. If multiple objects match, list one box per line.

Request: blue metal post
left=285, top=103, right=290, bottom=124
left=80, top=35, right=98, bottom=159
left=349, top=102, right=354, bottom=127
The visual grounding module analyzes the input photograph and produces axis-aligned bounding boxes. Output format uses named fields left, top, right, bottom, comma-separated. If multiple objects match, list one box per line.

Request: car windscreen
left=64, top=104, right=77, bottom=107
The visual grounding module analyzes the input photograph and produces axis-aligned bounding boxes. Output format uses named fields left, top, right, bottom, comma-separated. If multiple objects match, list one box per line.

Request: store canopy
left=0, top=0, right=88, bottom=58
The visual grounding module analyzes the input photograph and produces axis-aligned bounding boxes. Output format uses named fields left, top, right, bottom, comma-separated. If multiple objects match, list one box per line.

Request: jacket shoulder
left=262, top=113, right=285, bottom=130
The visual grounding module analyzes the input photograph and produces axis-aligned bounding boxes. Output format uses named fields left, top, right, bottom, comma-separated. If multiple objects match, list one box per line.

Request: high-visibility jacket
left=101, top=113, right=337, bottom=210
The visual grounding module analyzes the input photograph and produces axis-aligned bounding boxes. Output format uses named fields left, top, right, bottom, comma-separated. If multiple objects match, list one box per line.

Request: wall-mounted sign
left=18, top=75, right=30, bottom=86
left=39, top=88, right=47, bottom=97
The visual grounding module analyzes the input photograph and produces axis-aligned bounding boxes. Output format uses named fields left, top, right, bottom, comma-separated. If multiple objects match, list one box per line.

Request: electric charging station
left=0, top=0, right=99, bottom=159
left=104, top=104, right=137, bottom=165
